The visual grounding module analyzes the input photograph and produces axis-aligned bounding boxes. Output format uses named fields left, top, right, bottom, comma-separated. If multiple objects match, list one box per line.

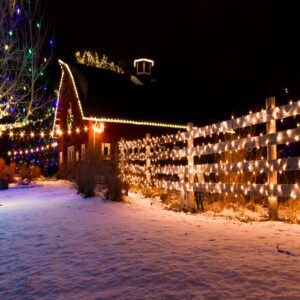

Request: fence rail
left=119, top=98, right=300, bottom=217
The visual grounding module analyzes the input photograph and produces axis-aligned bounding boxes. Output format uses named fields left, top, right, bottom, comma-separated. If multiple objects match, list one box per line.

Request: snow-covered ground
left=1, top=181, right=300, bottom=299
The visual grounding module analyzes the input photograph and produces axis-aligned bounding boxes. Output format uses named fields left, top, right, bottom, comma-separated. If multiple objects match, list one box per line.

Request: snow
left=1, top=181, right=300, bottom=299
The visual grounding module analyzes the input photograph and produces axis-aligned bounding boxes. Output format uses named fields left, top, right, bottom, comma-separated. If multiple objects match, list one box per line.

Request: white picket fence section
left=119, top=98, right=300, bottom=216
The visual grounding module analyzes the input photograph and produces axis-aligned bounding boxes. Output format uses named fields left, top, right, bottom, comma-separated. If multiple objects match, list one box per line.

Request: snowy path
left=1, top=181, right=300, bottom=299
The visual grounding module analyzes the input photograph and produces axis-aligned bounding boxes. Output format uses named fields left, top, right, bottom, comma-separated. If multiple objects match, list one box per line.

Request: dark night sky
left=46, top=0, right=300, bottom=125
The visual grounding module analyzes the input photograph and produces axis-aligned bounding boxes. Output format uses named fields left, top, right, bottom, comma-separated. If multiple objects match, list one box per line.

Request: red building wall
left=56, top=63, right=182, bottom=165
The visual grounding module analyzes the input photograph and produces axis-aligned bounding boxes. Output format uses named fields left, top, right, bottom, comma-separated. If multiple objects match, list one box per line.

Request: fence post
left=179, top=174, right=185, bottom=211
left=119, top=138, right=124, bottom=173
left=187, top=123, right=196, bottom=212
left=119, top=138, right=127, bottom=194
left=145, top=133, right=151, bottom=188
left=266, top=96, right=278, bottom=220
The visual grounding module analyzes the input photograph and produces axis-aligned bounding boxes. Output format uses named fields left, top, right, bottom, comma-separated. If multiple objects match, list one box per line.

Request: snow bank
left=1, top=181, right=300, bottom=299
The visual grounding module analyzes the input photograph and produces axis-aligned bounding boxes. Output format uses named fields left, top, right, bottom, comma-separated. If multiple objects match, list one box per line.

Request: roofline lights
left=55, top=59, right=185, bottom=130
left=83, top=117, right=186, bottom=129
left=133, top=58, right=155, bottom=67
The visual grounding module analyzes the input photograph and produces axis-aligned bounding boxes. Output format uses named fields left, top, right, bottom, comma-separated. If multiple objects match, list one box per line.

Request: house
left=53, top=58, right=186, bottom=165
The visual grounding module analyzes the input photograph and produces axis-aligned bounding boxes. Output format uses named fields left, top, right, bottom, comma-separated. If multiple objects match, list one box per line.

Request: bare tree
left=0, top=0, right=53, bottom=130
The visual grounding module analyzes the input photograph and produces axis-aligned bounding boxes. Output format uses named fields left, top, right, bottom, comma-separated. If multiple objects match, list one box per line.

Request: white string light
left=119, top=100, right=300, bottom=199
left=54, top=60, right=186, bottom=134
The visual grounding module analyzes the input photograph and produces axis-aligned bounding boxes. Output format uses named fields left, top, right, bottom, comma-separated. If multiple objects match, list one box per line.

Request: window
left=101, top=143, right=111, bottom=159
left=81, top=144, right=86, bottom=161
left=137, top=61, right=144, bottom=74
left=145, top=62, right=150, bottom=74
left=67, top=146, right=75, bottom=165
left=59, top=151, right=63, bottom=165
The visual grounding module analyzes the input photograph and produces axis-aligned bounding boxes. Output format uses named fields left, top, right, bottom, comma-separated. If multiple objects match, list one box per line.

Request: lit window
left=81, top=144, right=86, bottom=161
left=137, top=61, right=144, bottom=74
left=101, top=143, right=111, bottom=159
left=59, top=151, right=63, bottom=164
left=67, top=146, right=75, bottom=165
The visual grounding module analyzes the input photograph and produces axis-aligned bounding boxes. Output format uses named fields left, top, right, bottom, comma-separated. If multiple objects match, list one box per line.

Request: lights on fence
left=121, top=127, right=300, bottom=162
left=121, top=100, right=300, bottom=149
left=119, top=99, right=300, bottom=200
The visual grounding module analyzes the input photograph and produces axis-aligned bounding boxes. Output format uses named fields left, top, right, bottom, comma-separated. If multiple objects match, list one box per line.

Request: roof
left=59, top=60, right=186, bottom=129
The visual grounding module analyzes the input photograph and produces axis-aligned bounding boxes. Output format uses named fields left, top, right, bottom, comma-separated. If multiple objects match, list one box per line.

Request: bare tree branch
left=0, top=0, right=54, bottom=129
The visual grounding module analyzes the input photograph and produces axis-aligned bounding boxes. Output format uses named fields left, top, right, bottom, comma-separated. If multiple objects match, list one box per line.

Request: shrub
left=29, top=165, right=41, bottom=180
left=19, top=164, right=29, bottom=179
left=75, top=145, right=101, bottom=198
left=0, top=158, right=6, bottom=179
left=103, top=156, right=122, bottom=201
left=0, top=159, right=41, bottom=183
left=0, top=159, right=16, bottom=183
left=75, top=144, right=123, bottom=200
left=57, top=161, right=77, bottom=181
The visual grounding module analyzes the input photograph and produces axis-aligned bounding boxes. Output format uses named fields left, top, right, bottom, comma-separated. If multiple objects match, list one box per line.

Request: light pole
left=93, top=121, right=104, bottom=149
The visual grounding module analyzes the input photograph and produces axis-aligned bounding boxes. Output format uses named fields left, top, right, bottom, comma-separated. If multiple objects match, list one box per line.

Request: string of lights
left=119, top=99, right=300, bottom=200
left=155, top=180, right=299, bottom=199
left=0, top=125, right=89, bottom=139
left=75, top=51, right=125, bottom=74
left=121, top=100, right=300, bottom=149
left=53, top=60, right=187, bottom=135
left=7, top=142, right=58, bottom=156
left=0, top=1, right=54, bottom=130
left=0, top=111, right=54, bottom=132
left=121, top=127, right=300, bottom=161
left=118, top=172, right=299, bottom=198
left=122, top=157, right=300, bottom=177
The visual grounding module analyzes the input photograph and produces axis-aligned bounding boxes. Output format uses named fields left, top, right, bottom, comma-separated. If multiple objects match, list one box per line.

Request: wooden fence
left=119, top=98, right=300, bottom=220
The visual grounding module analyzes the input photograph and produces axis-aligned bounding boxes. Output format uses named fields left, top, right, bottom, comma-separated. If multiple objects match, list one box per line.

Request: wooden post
left=187, top=123, right=196, bottom=212
left=119, top=138, right=129, bottom=195
left=266, top=97, right=278, bottom=220
left=119, top=138, right=125, bottom=181
left=145, top=133, right=151, bottom=187
left=179, top=174, right=185, bottom=211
